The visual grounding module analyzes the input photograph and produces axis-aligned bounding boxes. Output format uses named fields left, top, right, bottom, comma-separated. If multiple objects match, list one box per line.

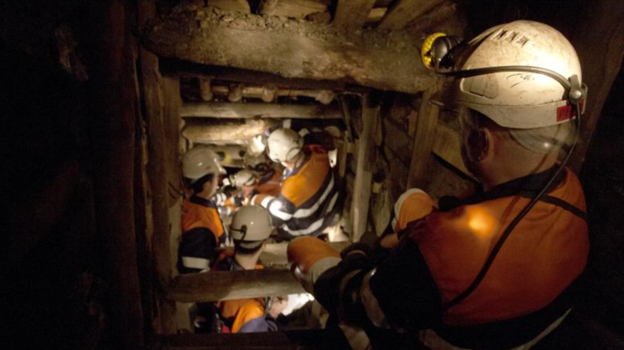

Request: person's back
left=287, top=20, right=589, bottom=350
left=253, top=128, right=338, bottom=240
left=178, top=147, right=227, bottom=274
left=214, top=205, right=287, bottom=333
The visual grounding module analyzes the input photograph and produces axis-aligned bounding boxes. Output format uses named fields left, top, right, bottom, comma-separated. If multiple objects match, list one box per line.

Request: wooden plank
left=351, top=94, right=378, bottom=241
left=334, top=0, right=377, bottom=28
left=143, top=6, right=437, bottom=93
left=167, top=269, right=305, bottom=303
left=407, top=84, right=441, bottom=188
left=181, top=101, right=343, bottom=119
left=259, top=0, right=328, bottom=18
left=568, top=1, right=624, bottom=172
left=377, top=0, right=444, bottom=30
left=366, top=7, right=387, bottom=24
left=182, top=118, right=280, bottom=144
left=138, top=0, right=180, bottom=335
left=160, top=59, right=365, bottom=93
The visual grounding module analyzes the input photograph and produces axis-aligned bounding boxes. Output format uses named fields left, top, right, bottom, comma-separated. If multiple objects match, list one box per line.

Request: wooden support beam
left=407, top=84, right=441, bottom=188
left=377, top=0, right=444, bottom=30
left=143, top=6, right=436, bottom=93
left=334, top=0, right=377, bottom=28
left=206, top=85, right=336, bottom=104
left=182, top=118, right=280, bottom=144
left=351, top=94, right=378, bottom=241
left=163, top=76, right=183, bottom=204
left=138, top=0, right=181, bottom=335
left=167, top=269, right=304, bottom=303
left=167, top=241, right=347, bottom=302
left=181, top=101, right=343, bottom=119
left=160, top=59, right=368, bottom=93
left=259, top=0, right=328, bottom=18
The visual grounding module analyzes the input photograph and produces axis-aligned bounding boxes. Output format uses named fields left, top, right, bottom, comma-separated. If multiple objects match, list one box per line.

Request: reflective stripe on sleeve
left=283, top=217, right=324, bottom=236
left=261, top=195, right=274, bottom=208
left=268, top=199, right=293, bottom=221
left=182, top=256, right=210, bottom=270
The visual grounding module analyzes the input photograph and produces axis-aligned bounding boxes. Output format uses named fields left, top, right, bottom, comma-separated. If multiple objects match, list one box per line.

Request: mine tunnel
left=2, top=0, right=624, bottom=349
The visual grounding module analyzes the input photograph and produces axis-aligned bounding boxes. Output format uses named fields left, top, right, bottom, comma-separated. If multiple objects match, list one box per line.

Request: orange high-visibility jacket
left=253, top=145, right=338, bottom=240
left=177, top=196, right=226, bottom=273
left=367, top=168, right=589, bottom=349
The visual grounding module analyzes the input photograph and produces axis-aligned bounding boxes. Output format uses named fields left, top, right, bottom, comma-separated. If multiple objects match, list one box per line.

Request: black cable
left=439, top=65, right=572, bottom=92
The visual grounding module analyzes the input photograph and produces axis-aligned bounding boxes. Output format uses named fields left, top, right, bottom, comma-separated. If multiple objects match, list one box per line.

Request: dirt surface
left=164, top=3, right=419, bottom=54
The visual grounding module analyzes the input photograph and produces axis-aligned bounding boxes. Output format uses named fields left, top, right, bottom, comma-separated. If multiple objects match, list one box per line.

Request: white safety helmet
left=448, top=20, right=583, bottom=129
left=231, top=169, right=256, bottom=188
left=230, top=205, right=274, bottom=249
left=244, top=152, right=272, bottom=173
left=182, top=147, right=226, bottom=183
left=266, top=128, right=303, bottom=163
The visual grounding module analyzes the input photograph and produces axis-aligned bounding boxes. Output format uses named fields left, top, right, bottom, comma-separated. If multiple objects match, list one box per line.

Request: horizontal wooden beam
left=181, top=102, right=343, bottom=119
left=167, top=269, right=304, bottom=303
left=166, top=241, right=349, bottom=303
left=143, top=5, right=436, bottom=93
left=161, top=59, right=366, bottom=92
left=182, top=118, right=280, bottom=144
left=259, top=0, right=328, bottom=18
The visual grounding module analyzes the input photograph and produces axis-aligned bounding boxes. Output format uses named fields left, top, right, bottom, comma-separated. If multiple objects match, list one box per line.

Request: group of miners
left=176, top=20, right=590, bottom=350
left=178, top=123, right=338, bottom=333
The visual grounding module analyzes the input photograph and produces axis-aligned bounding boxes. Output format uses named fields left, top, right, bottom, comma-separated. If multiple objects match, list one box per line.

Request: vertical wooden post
left=407, top=84, right=442, bottom=189
left=89, top=0, right=144, bottom=347
left=351, top=94, right=378, bottom=242
left=137, top=0, right=181, bottom=334
left=162, top=76, right=190, bottom=332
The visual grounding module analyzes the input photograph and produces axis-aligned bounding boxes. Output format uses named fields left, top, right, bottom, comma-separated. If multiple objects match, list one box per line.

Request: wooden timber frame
left=131, top=1, right=624, bottom=348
